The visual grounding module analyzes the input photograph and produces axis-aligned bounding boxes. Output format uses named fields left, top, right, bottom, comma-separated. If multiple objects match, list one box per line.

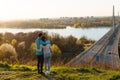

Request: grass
left=0, top=62, right=120, bottom=80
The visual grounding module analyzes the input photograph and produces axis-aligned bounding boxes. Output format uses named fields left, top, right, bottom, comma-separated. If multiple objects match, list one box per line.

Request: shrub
left=11, top=39, right=17, bottom=47
left=51, top=44, right=61, bottom=57
left=0, top=43, right=17, bottom=63
left=51, top=44, right=62, bottom=64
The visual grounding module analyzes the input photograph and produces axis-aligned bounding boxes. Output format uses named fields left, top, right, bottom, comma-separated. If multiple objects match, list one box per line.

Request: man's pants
left=37, top=55, right=44, bottom=73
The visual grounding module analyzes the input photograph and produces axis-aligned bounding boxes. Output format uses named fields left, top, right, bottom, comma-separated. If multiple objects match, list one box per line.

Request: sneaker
left=47, top=71, right=50, bottom=74
left=45, top=71, right=50, bottom=74
left=39, top=71, right=44, bottom=74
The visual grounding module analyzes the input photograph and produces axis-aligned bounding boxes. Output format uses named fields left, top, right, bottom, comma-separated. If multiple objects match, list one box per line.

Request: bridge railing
left=66, top=27, right=113, bottom=66
left=66, top=24, right=120, bottom=69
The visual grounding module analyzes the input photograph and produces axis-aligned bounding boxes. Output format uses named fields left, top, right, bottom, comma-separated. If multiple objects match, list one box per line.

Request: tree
left=29, top=42, right=36, bottom=59
left=4, top=32, right=15, bottom=42
left=11, top=39, right=17, bottom=47
left=16, top=41, right=26, bottom=61
left=0, top=43, right=17, bottom=64
left=51, top=44, right=62, bottom=65
left=51, top=44, right=61, bottom=56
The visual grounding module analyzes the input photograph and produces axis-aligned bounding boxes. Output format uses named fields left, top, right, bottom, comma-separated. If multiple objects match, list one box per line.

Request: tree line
left=0, top=17, right=119, bottom=28
left=0, top=31, right=95, bottom=66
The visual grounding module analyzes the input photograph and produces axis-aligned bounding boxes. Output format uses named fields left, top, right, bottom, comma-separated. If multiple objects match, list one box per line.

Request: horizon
left=0, top=0, right=119, bottom=21
left=0, top=16, right=115, bottom=22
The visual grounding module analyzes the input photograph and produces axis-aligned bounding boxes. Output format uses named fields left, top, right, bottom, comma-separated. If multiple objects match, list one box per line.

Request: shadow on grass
left=110, top=75, right=120, bottom=80
left=76, top=68, right=102, bottom=74
left=41, top=73, right=52, bottom=80
left=76, top=68, right=90, bottom=73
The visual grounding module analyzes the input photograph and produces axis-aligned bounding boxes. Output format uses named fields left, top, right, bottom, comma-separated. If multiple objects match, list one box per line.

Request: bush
left=51, top=44, right=62, bottom=65
left=0, top=43, right=17, bottom=63
left=51, top=44, right=61, bottom=57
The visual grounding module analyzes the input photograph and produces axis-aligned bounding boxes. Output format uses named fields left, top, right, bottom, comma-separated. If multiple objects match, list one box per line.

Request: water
left=0, top=26, right=111, bottom=41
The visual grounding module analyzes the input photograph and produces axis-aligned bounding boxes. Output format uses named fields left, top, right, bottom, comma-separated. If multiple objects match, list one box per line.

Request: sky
left=0, top=0, right=119, bottom=20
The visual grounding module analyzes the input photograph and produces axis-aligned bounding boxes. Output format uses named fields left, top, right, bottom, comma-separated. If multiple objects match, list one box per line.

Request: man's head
left=38, top=33, right=43, bottom=38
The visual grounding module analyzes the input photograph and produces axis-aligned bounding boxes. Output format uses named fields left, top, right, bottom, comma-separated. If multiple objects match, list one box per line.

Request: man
left=35, top=32, right=49, bottom=74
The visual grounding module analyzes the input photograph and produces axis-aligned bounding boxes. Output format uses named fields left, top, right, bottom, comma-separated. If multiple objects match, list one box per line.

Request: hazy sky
left=0, top=0, right=119, bottom=20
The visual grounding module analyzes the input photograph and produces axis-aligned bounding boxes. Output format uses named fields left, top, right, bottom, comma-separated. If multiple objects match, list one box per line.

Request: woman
left=40, top=36, right=51, bottom=74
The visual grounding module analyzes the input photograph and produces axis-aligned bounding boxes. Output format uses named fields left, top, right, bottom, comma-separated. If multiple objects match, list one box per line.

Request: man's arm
left=40, top=40, right=50, bottom=44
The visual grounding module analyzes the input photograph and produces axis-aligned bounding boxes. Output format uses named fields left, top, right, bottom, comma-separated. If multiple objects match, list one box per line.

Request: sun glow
left=0, top=0, right=118, bottom=20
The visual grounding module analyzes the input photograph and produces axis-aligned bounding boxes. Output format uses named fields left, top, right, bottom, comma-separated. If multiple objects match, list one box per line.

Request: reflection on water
left=0, top=26, right=111, bottom=41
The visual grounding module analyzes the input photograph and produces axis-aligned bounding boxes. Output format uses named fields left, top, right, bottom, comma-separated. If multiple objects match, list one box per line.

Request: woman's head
left=41, top=36, right=46, bottom=42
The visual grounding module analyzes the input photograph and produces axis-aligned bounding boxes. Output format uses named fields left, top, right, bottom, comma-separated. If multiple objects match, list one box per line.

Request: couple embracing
left=35, top=33, right=51, bottom=74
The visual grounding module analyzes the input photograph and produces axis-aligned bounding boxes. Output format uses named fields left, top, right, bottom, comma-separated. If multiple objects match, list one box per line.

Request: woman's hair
left=41, top=36, right=46, bottom=42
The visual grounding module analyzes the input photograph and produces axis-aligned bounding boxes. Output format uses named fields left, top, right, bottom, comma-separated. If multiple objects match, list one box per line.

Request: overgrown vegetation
left=0, top=62, right=120, bottom=80
left=0, top=31, right=95, bottom=65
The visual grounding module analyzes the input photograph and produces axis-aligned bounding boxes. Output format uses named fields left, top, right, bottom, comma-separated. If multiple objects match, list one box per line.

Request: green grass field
left=0, top=62, right=120, bottom=80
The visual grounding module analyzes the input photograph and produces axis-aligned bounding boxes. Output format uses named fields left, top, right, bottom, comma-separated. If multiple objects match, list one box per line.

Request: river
left=0, top=26, right=111, bottom=41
